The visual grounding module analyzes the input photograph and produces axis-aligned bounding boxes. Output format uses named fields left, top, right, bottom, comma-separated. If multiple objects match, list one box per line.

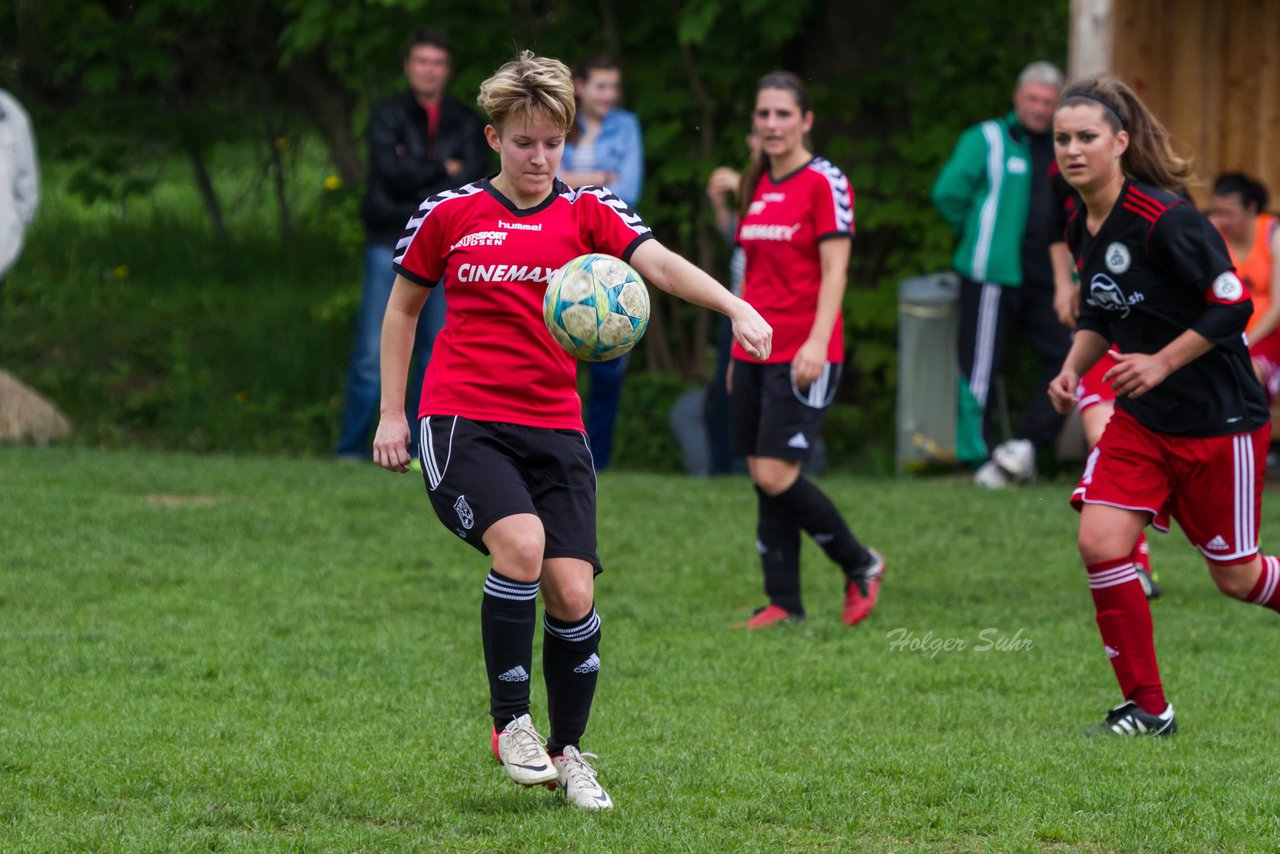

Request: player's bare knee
left=543, top=579, right=594, bottom=621
left=1207, top=560, right=1258, bottom=600
left=1077, top=529, right=1126, bottom=566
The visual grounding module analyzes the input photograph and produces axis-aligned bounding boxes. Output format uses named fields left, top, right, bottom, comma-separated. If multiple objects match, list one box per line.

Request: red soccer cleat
left=738, top=603, right=804, bottom=629
left=843, top=549, right=884, bottom=626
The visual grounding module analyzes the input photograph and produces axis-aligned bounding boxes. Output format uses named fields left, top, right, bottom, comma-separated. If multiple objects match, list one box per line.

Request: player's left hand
left=791, top=339, right=826, bottom=390
left=730, top=301, right=772, bottom=361
left=1104, top=351, right=1170, bottom=399
left=373, top=416, right=413, bottom=473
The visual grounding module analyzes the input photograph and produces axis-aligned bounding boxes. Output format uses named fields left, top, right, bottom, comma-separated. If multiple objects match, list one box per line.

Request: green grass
left=3, top=447, right=1280, bottom=851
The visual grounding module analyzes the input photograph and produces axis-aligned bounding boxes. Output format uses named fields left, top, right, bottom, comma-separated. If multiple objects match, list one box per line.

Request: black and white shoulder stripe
left=393, top=181, right=486, bottom=265
left=807, top=157, right=854, bottom=235
left=565, top=184, right=652, bottom=239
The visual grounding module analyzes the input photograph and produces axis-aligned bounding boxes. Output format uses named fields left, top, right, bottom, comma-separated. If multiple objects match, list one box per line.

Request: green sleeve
left=930, top=126, right=986, bottom=235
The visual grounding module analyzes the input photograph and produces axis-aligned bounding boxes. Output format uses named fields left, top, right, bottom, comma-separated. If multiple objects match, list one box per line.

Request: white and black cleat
left=1085, top=701, right=1176, bottom=737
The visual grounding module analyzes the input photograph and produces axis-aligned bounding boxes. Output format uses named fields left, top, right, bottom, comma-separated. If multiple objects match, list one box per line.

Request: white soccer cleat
left=553, top=746, right=613, bottom=810
left=992, top=438, right=1036, bottom=483
left=493, top=714, right=558, bottom=787
left=973, top=459, right=1011, bottom=489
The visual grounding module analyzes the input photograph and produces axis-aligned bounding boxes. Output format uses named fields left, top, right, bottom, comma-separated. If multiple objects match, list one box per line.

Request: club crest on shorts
left=454, top=495, right=474, bottom=530
left=1104, top=241, right=1131, bottom=274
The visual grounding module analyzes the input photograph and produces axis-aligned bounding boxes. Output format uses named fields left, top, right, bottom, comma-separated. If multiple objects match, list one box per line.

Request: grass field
left=3, top=446, right=1279, bottom=851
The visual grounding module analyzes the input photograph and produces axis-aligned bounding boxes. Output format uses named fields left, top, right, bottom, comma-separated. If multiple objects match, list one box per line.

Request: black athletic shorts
left=729, top=360, right=842, bottom=461
left=417, top=415, right=602, bottom=574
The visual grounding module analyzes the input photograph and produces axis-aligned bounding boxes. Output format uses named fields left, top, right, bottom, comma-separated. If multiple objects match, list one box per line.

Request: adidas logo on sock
left=814, top=533, right=835, bottom=545
left=1205, top=535, right=1230, bottom=551
left=786, top=432, right=810, bottom=449
left=573, top=653, right=601, bottom=674
left=498, top=666, right=530, bottom=682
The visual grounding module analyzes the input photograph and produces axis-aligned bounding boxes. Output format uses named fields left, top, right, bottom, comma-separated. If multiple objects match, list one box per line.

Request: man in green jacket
left=931, top=61, right=1069, bottom=487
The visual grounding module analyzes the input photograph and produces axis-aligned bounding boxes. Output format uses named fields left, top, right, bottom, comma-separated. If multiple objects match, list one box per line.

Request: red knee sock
left=1247, top=555, right=1280, bottom=612
left=1130, top=533, right=1151, bottom=573
left=1087, top=557, right=1165, bottom=714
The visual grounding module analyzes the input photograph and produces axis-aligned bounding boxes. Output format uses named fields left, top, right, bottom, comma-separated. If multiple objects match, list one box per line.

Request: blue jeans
left=335, top=242, right=445, bottom=458
left=585, top=354, right=629, bottom=470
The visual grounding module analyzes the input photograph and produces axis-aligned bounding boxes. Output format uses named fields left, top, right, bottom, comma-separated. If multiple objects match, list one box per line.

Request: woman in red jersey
left=728, top=71, right=882, bottom=629
left=1048, top=75, right=1277, bottom=737
left=372, top=51, right=771, bottom=809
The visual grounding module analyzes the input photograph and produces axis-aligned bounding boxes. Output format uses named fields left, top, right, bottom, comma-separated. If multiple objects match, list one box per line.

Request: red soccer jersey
left=733, top=156, right=854, bottom=363
left=393, top=179, right=653, bottom=429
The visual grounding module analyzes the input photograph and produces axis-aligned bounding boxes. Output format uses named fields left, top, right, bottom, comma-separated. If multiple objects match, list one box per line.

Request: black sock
left=774, top=476, right=871, bottom=577
left=481, top=570, right=539, bottom=730
left=543, top=608, right=601, bottom=756
left=756, top=485, right=804, bottom=615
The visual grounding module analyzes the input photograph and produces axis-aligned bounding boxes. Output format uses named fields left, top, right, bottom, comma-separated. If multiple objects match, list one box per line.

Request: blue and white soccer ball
left=543, top=253, right=650, bottom=362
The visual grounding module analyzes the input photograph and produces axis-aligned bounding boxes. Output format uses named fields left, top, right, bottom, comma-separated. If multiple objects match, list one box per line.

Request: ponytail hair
left=738, top=70, right=812, bottom=220
left=1059, top=74, right=1195, bottom=193
left=1213, top=172, right=1269, bottom=214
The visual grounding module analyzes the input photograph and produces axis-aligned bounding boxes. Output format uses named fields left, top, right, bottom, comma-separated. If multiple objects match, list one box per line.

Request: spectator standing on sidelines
left=559, top=56, right=644, bottom=470
left=373, top=51, right=770, bottom=807
left=932, top=62, right=1072, bottom=487
left=1208, top=173, right=1280, bottom=402
left=335, top=28, right=488, bottom=461
left=0, top=86, right=39, bottom=283
left=1048, top=75, right=1278, bottom=737
left=729, top=71, right=883, bottom=629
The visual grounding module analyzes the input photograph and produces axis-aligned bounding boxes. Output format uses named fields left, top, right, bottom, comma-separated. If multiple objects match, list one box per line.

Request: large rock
left=0, top=370, right=72, bottom=444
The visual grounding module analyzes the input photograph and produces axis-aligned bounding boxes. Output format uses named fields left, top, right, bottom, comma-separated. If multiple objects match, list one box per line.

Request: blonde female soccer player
left=372, top=51, right=770, bottom=808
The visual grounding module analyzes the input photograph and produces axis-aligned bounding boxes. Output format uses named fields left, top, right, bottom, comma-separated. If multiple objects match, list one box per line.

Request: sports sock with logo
left=543, top=608, right=601, bottom=756
left=772, top=476, right=871, bottom=576
left=756, top=486, right=804, bottom=615
left=481, top=570, right=539, bottom=730
left=1086, top=557, right=1165, bottom=715
left=1246, top=555, right=1280, bottom=611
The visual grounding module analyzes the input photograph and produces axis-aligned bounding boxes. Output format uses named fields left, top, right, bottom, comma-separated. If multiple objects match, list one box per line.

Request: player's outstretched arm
left=373, top=275, right=430, bottom=473
left=629, top=239, right=772, bottom=361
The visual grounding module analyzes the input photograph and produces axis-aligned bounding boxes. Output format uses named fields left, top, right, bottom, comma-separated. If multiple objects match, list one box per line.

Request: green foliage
left=5, top=447, right=1280, bottom=849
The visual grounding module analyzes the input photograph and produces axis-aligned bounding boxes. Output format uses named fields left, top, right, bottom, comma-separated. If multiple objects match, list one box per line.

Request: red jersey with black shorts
left=393, top=179, right=652, bottom=567
left=394, top=178, right=652, bottom=430
left=733, top=156, right=853, bottom=364
left=1066, top=179, right=1270, bottom=563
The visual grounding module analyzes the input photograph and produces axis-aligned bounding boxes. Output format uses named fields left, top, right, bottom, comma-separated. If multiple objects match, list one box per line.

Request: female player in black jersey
left=1047, top=75, right=1278, bottom=737
left=372, top=51, right=770, bottom=809
left=729, top=71, right=883, bottom=629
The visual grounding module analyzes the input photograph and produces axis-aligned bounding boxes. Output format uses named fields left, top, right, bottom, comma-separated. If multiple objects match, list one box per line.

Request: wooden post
left=1070, top=0, right=1114, bottom=79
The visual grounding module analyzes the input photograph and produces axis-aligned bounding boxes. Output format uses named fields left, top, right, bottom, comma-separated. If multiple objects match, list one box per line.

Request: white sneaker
left=992, top=438, right=1036, bottom=482
left=973, top=459, right=1010, bottom=489
left=553, top=746, right=613, bottom=810
left=493, top=714, right=558, bottom=787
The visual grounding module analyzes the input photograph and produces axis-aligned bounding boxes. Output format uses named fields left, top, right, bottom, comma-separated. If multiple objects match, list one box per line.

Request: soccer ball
left=543, top=253, right=649, bottom=362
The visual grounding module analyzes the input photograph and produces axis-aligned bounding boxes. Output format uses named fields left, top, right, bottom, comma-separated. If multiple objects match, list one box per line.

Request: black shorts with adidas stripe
left=417, top=415, right=602, bottom=574
left=729, top=360, right=841, bottom=461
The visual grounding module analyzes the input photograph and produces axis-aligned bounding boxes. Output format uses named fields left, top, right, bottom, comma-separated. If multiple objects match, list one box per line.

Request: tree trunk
left=185, top=139, right=228, bottom=242
left=287, top=57, right=364, bottom=187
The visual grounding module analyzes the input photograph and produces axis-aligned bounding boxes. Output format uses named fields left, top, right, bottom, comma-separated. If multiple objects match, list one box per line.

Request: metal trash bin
left=896, top=272, right=960, bottom=475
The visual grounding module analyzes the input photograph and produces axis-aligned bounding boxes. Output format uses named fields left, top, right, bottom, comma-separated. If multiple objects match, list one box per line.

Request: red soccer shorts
left=1075, top=349, right=1120, bottom=413
left=1071, top=407, right=1269, bottom=564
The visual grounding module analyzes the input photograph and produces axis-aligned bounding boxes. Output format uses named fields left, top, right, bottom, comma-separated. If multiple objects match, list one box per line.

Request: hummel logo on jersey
left=449, top=230, right=507, bottom=252
left=498, top=666, right=530, bottom=682
left=498, top=219, right=541, bottom=232
left=1206, top=535, right=1230, bottom=551
left=1104, top=644, right=1120, bottom=660
left=454, top=495, right=474, bottom=530
left=786, top=432, right=810, bottom=449
left=573, top=654, right=601, bottom=674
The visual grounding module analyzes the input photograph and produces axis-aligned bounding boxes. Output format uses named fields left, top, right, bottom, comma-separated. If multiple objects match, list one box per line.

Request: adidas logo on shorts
left=498, top=666, right=530, bottom=682
left=1205, top=535, right=1230, bottom=552
left=573, top=654, right=601, bottom=674
left=786, top=432, right=810, bottom=449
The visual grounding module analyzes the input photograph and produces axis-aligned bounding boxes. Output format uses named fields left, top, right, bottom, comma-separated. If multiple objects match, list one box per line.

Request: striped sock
left=1087, top=557, right=1165, bottom=715
left=543, top=608, right=602, bottom=756
left=1247, top=555, right=1280, bottom=612
left=481, top=570, right=539, bottom=729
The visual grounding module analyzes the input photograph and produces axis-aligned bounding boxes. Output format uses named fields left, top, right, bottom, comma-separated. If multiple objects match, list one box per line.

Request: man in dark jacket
left=336, top=28, right=488, bottom=460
